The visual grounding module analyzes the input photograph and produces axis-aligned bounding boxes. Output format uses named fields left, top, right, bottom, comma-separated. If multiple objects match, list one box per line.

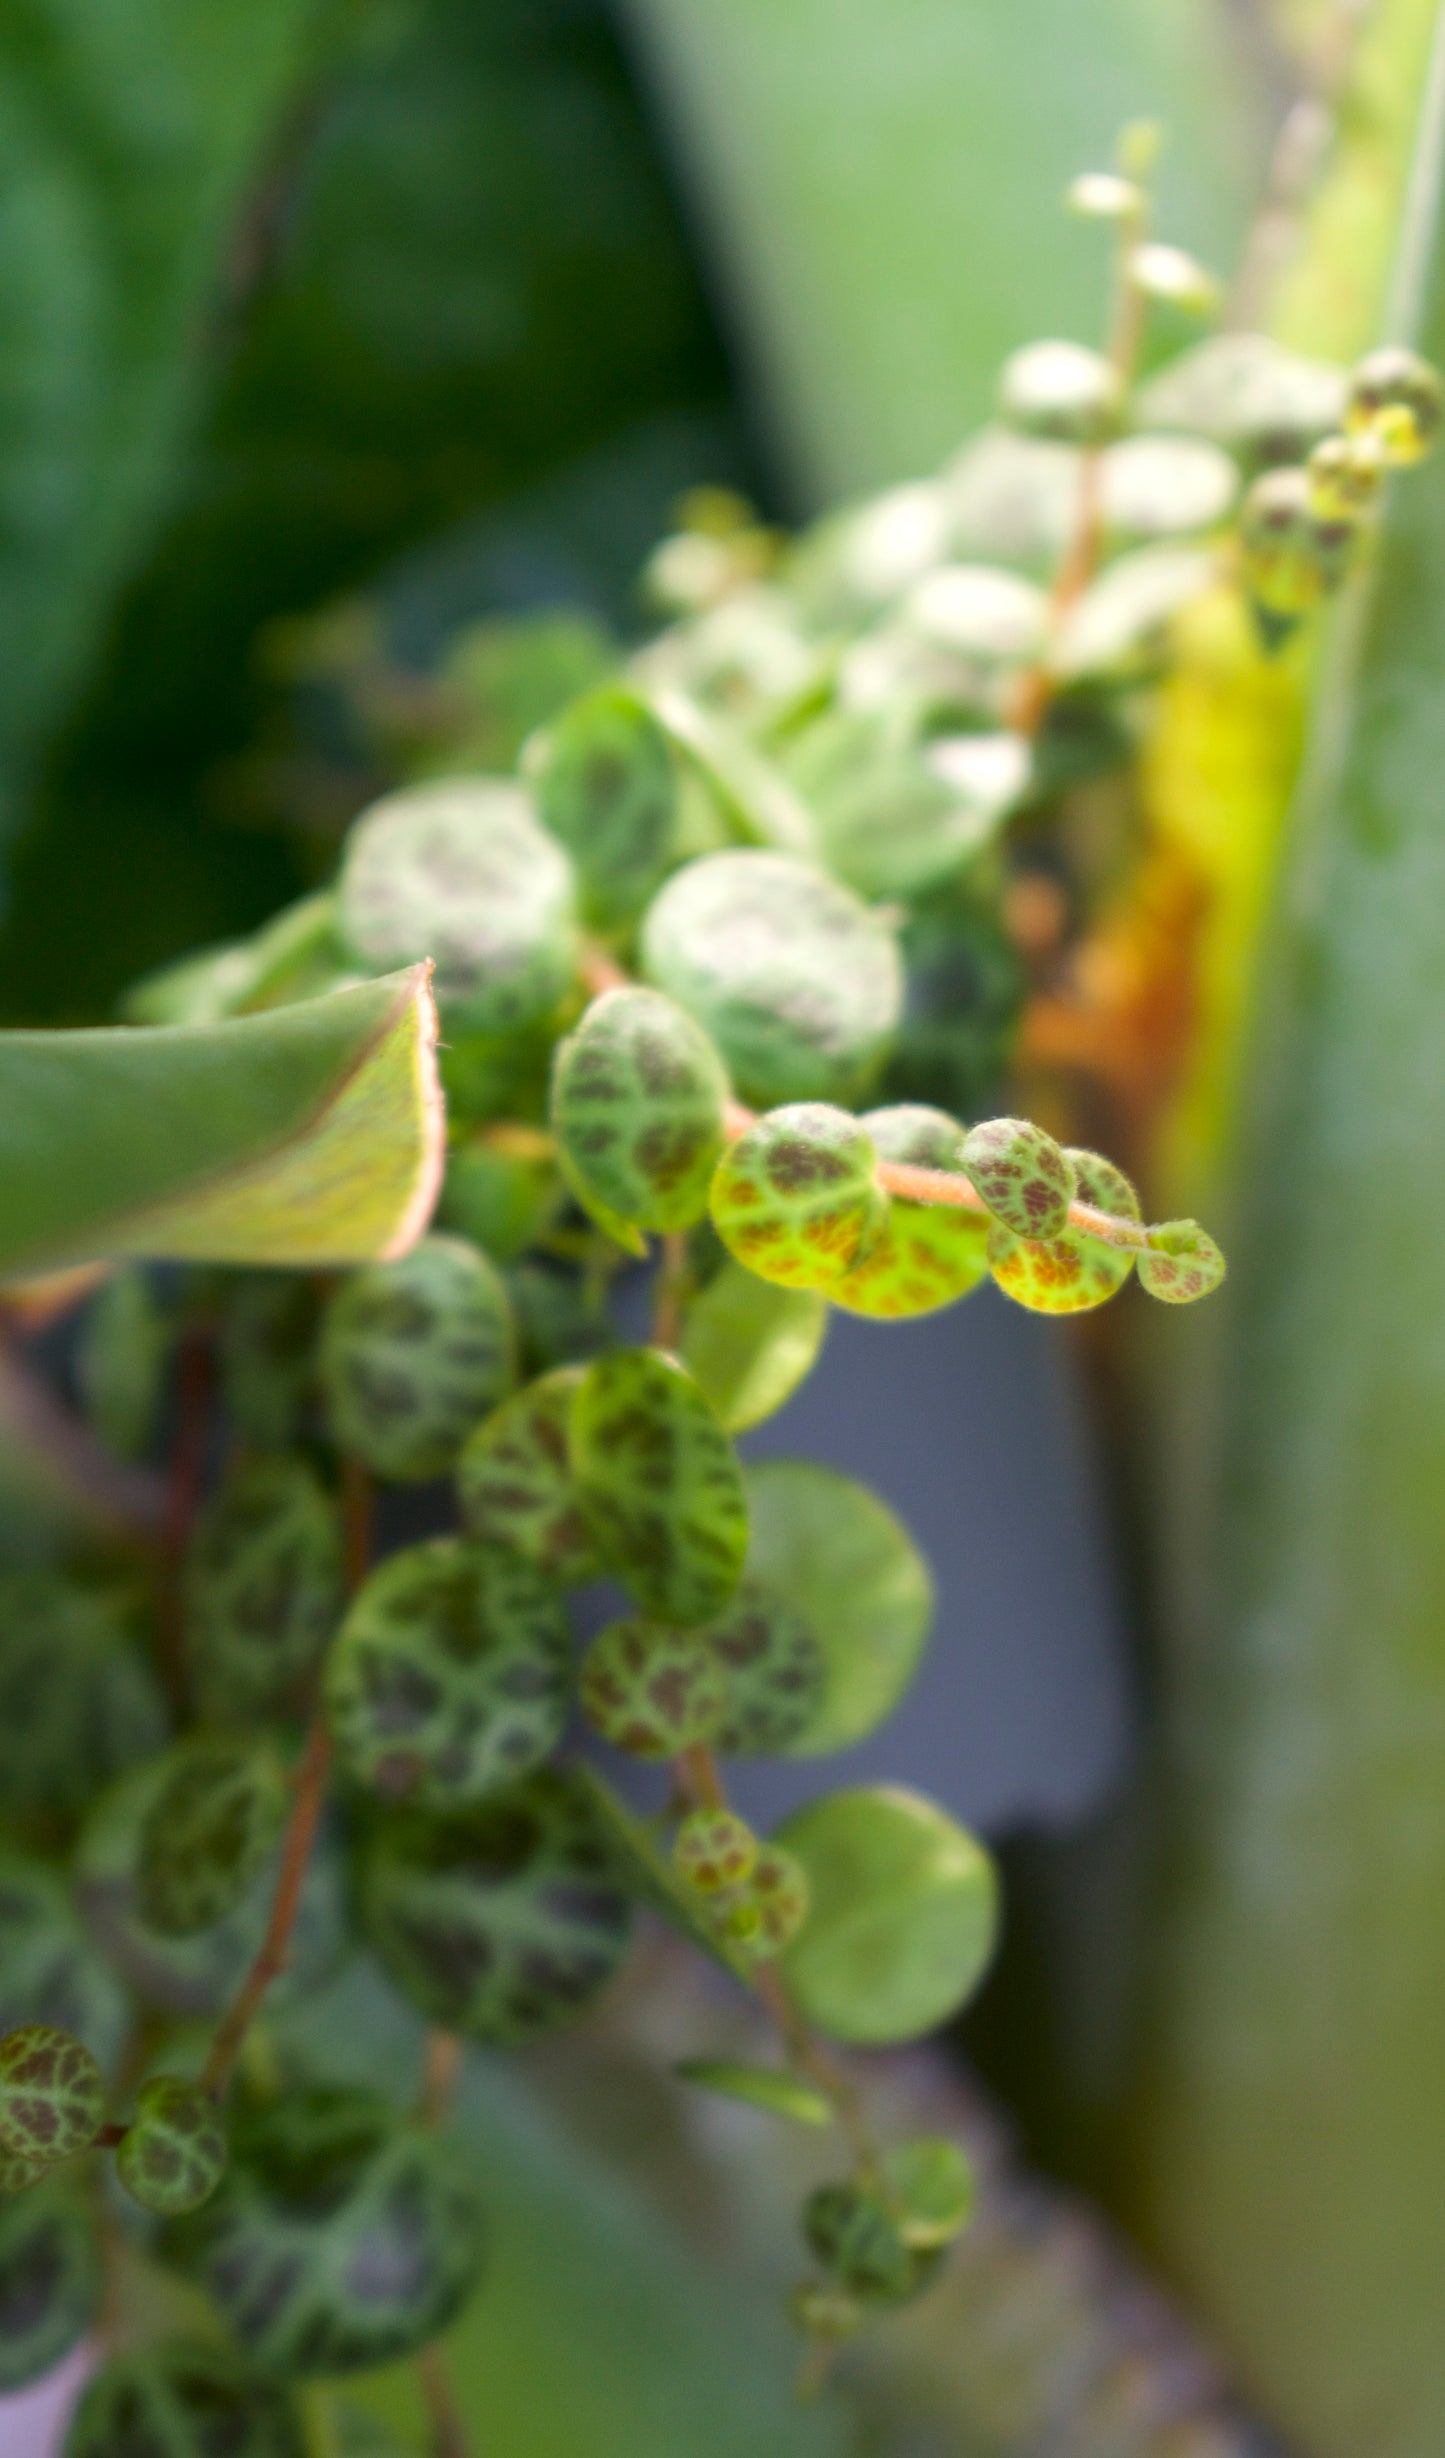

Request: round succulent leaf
left=167, top=2087, right=484, bottom=2378
left=0, top=2149, right=50, bottom=2199
left=76, top=1757, right=344, bottom=2020
left=786, top=710, right=1026, bottom=903
left=803, top=2179, right=914, bottom=2300
left=883, top=2135, right=976, bottom=2247
left=570, top=1347, right=748, bottom=1626
left=673, top=2059, right=830, bottom=2128
left=186, top=1455, right=343, bottom=1722
left=960, top=1116, right=1075, bottom=1241
left=713, top=1842, right=809, bottom=1962
left=0, top=1849, right=130, bottom=2076
left=325, top=1537, right=572, bottom=1806
left=216, top=1271, right=322, bottom=1451
left=741, top=1462, right=932, bottom=1755
left=987, top=1147, right=1140, bottom=1314
left=338, top=777, right=577, bottom=1035
left=1101, top=434, right=1238, bottom=541
left=320, top=1235, right=516, bottom=1483
left=641, top=849, right=902, bottom=1107
left=137, top=1739, right=288, bottom=1939
left=527, top=685, right=676, bottom=926
left=116, top=2077, right=227, bottom=2217
left=778, top=1786, right=998, bottom=2045
left=672, top=1809, right=757, bottom=1893
left=680, top=1262, right=827, bottom=1433
left=506, top=1260, right=611, bottom=1377
left=0, top=1573, right=168, bottom=1818
left=76, top=1266, right=171, bottom=1460
left=0, top=2025, right=104, bottom=2165
left=0, top=2178, right=99, bottom=2391
left=360, top=1769, right=633, bottom=2045
left=550, top=988, right=728, bottom=1234
left=63, top=2339, right=303, bottom=2458
left=710, top=1104, right=888, bottom=1294
left=456, top=1367, right=598, bottom=1584
left=701, top=1577, right=827, bottom=1757
left=1135, top=332, right=1348, bottom=466
left=998, top=340, right=1122, bottom=445
left=831, top=1104, right=990, bottom=1318
left=1139, top=1219, right=1227, bottom=1303
left=1051, top=544, right=1214, bottom=681
left=579, top=1618, right=726, bottom=1760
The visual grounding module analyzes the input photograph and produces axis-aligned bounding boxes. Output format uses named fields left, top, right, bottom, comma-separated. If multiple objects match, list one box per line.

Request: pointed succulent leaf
left=960, top=1116, right=1075, bottom=1240
left=570, top=1347, right=748, bottom=1625
left=701, top=1578, right=827, bottom=1757
left=883, top=2135, right=976, bottom=2247
left=76, top=1757, right=344, bottom=2021
left=1139, top=1218, right=1228, bottom=1302
left=987, top=1147, right=1140, bottom=1313
left=680, top=1262, right=827, bottom=1432
left=186, top=1454, right=343, bottom=1722
left=642, top=849, right=901, bottom=1107
left=456, top=1366, right=598, bottom=1585
left=0, top=969, right=443, bottom=1278
left=325, top=1538, right=572, bottom=1806
left=0, top=2025, right=104, bottom=2166
left=360, top=1770, right=633, bottom=2044
left=0, top=1572, right=167, bottom=1816
left=0, top=2179, right=99, bottom=2390
left=116, top=2077, right=227, bottom=2217
left=831, top=1104, right=990, bottom=1318
left=527, top=685, right=677, bottom=927
left=673, top=2059, right=831, bottom=2128
left=320, top=1234, right=516, bottom=1482
left=778, top=1786, right=998, bottom=2045
left=579, top=1617, right=727, bottom=1760
left=137, top=1738, right=289, bottom=1939
left=710, top=1103, right=888, bottom=1293
left=0, top=1850, right=129, bottom=2078
left=742, top=1462, right=932, bottom=1754
left=337, top=778, right=577, bottom=1035
left=63, top=2340, right=303, bottom=2458
left=167, top=2087, right=484, bottom=2378
left=550, top=987, right=729, bottom=1234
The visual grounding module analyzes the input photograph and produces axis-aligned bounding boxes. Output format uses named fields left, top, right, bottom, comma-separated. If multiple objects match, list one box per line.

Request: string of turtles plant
left=0, top=140, right=1437, bottom=2456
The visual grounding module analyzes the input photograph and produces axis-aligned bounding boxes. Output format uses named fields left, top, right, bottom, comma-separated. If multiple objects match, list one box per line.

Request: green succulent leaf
left=75, top=1267, right=172, bottom=1460
left=167, top=2087, right=485, bottom=2378
left=0, top=1849, right=130, bottom=2077
left=116, top=2076, right=227, bottom=2217
left=673, top=2059, right=832, bottom=2128
left=778, top=1785, right=998, bottom=2045
left=0, top=969, right=443, bottom=1279
left=136, top=1738, right=289, bottom=1939
left=645, top=688, right=819, bottom=858
left=551, top=987, right=729, bottom=1234
left=325, top=1538, right=572, bottom=1807
left=959, top=1116, right=1076, bottom=1241
left=711, top=1842, right=810, bottom=1962
left=987, top=1147, right=1140, bottom=1314
left=361, top=1770, right=634, bottom=2044
left=701, top=1578, right=828, bottom=1757
left=214, top=1272, right=323, bottom=1452
left=186, top=1454, right=343, bottom=1723
left=0, top=1571, right=168, bottom=1817
left=882, top=2135, right=976, bottom=2247
left=320, top=1234, right=516, bottom=1483
left=831, top=1104, right=990, bottom=1318
left=337, top=778, right=578, bottom=1036
left=802, top=2178, right=917, bottom=2301
left=680, top=1260, right=828, bottom=1431
left=528, top=685, right=677, bottom=928
left=0, top=2024, right=104, bottom=2167
left=63, top=2339, right=303, bottom=2458
left=710, top=1103, right=888, bottom=1293
left=576, top=1765, right=752, bottom=1981
left=641, top=849, right=902, bottom=1107
left=0, top=2179, right=99, bottom=2391
left=437, top=1131, right=562, bottom=1264
left=579, top=1617, right=727, bottom=1760
left=741, top=1462, right=933, bottom=1754
left=456, top=1366, right=599, bottom=1586
left=1139, top=1218, right=1228, bottom=1302
left=570, top=1346, right=749, bottom=1625
left=789, top=709, right=1029, bottom=903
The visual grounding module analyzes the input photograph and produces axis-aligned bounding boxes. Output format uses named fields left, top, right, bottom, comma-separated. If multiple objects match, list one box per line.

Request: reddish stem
left=416, top=2341, right=473, bottom=2458
left=202, top=1712, right=334, bottom=2101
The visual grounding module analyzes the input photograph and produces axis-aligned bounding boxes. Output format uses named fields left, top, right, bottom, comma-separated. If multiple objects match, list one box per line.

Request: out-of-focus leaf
left=0, top=0, right=332, bottom=855
left=619, top=0, right=1269, bottom=500
left=0, top=967, right=442, bottom=1277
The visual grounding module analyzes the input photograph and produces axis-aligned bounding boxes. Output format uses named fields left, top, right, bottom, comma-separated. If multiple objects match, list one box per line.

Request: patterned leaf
left=456, top=1366, right=599, bottom=1586
left=0, top=2025, right=103, bottom=2166
left=551, top=986, right=729, bottom=1233
left=710, top=1103, right=887, bottom=1293
left=570, top=1347, right=748, bottom=1625
left=987, top=1147, right=1140, bottom=1314
left=831, top=1103, right=990, bottom=1318
left=320, top=1234, right=516, bottom=1483
left=116, top=2076, right=227, bottom=2217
